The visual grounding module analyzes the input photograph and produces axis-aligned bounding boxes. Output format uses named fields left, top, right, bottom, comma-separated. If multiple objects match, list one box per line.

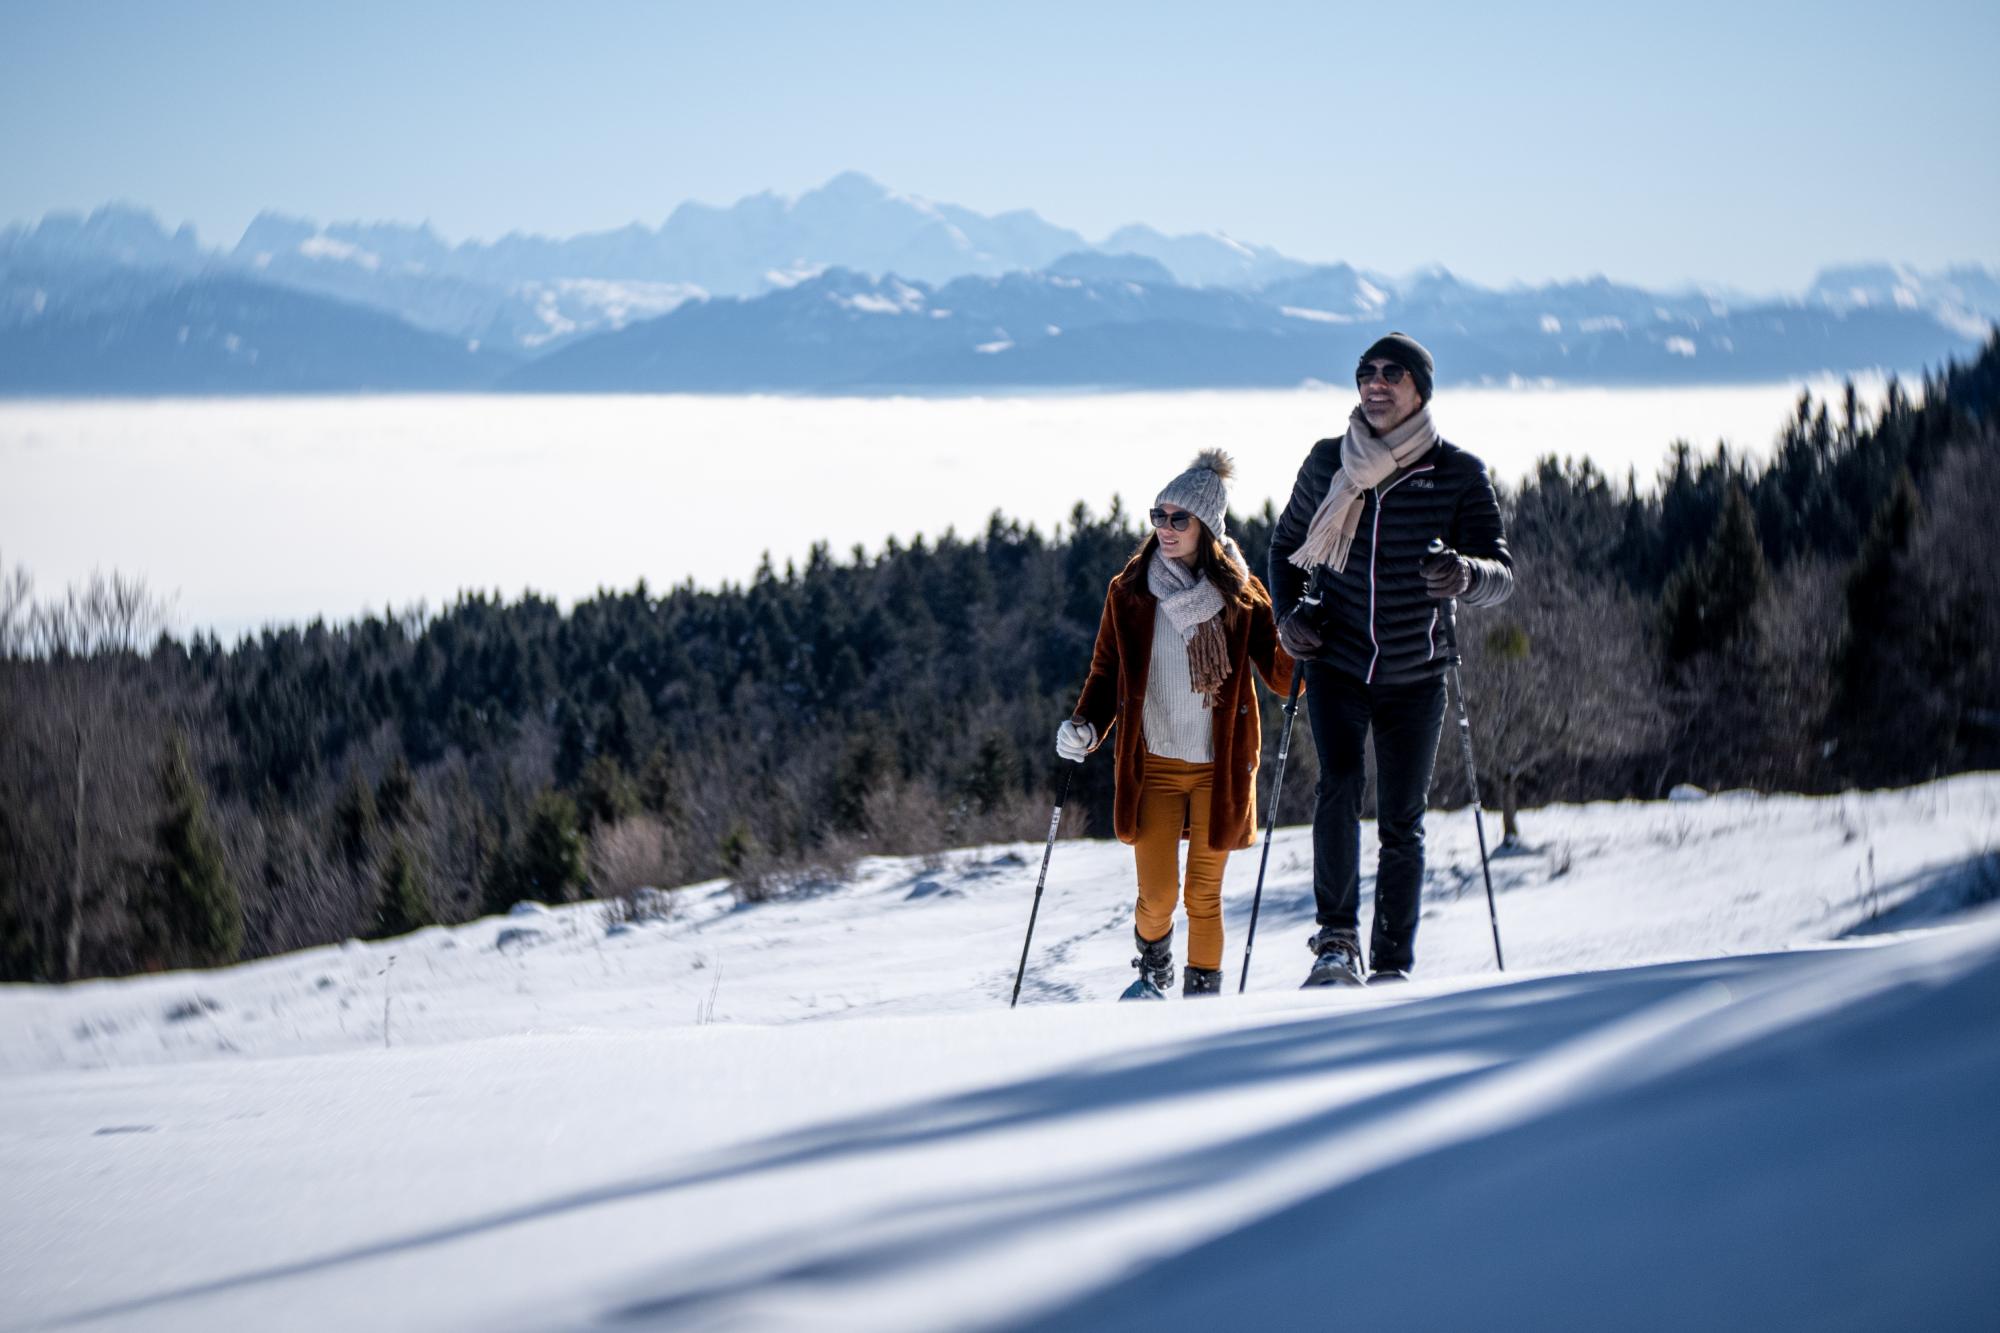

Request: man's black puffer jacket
left=1268, top=437, right=1515, bottom=686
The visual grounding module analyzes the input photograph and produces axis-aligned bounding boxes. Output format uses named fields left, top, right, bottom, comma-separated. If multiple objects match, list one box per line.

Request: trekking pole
left=1430, top=540, right=1505, bottom=972
left=1238, top=572, right=1320, bottom=994
left=1010, top=765, right=1075, bottom=1008
left=1237, top=668, right=1305, bottom=993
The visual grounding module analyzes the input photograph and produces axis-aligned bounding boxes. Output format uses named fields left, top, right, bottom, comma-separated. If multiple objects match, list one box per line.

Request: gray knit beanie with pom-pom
left=1154, top=448, right=1235, bottom=538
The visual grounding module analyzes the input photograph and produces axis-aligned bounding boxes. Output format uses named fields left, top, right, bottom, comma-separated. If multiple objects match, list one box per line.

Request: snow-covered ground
left=3, top=776, right=1998, bottom=1331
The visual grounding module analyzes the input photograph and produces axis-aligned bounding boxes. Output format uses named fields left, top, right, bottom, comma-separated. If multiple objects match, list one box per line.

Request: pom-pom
left=1191, top=448, right=1235, bottom=480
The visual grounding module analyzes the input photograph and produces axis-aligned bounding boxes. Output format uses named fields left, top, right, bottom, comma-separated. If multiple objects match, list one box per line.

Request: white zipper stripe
left=1365, top=504, right=1383, bottom=681
left=1364, top=462, right=1440, bottom=684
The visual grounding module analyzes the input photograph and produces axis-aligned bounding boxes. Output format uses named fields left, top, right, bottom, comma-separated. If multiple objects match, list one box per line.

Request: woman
left=1056, top=450, right=1293, bottom=999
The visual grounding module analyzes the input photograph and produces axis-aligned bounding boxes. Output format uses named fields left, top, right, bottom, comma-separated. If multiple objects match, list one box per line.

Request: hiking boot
left=1366, top=966, right=1410, bottom=985
left=1302, top=927, right=1365, bottom=988
left=1120, top=926, right=1175, bottom=1000
left=1182, top=965, right=1223, bottom=997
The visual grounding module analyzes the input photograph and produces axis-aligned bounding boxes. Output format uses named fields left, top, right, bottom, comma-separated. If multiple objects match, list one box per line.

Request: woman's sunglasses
left=1355, top=361, right=1409, bottom=385
left=1148, top=508, right=1195, bottom=532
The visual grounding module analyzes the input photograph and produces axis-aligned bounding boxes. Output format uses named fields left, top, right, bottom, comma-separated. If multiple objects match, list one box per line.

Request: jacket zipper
left=1364, top=464, right=1439, bottom=684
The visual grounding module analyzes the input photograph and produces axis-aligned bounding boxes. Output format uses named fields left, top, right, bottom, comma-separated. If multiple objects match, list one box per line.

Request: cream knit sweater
left=1142, top=603, right=1214, bottom=762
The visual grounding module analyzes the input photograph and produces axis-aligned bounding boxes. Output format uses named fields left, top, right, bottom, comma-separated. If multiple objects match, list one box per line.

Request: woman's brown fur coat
left=1069, top=548, right=1294, bottom=851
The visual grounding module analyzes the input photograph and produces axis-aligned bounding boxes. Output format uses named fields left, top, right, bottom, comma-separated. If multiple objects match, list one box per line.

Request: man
left=1268, top=333, right=1514, bottom=986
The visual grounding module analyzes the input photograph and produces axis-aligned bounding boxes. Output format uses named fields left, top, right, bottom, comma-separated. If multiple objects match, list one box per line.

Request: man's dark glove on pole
left=1276, top=609, right=1323, bottom=659
left=1420, top=545, right=1475, bottom=600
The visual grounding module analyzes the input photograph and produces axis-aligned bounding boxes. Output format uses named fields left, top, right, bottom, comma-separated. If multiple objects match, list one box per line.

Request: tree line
left=3, top=330, right=1995, bottom=982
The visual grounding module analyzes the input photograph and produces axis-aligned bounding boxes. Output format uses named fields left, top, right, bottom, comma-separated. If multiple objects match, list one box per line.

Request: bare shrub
left=727, top=864, right=775, bottom=904
left=728, top=837, right=860, bottom=906
left=862, top=778, right=954, bottom=858
left=1056, top=797, right=1090, bottom=841
left=0, top=564, right=180, bottom=979
left=230, top=803, right=371, bottom=955
left=1747, top=558, right=1847, bottom=788
left=1446, top=552, right=1662, bottom=841
left=857, top=776, right=1054, bottom=867
left=954, top=788, right=1057, bottom=851
left=589, top=815, right=677, bottom=922
left=0, top=559, right=32, bottom=658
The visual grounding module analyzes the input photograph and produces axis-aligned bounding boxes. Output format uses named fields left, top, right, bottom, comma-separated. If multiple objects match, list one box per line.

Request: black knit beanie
left=1359, top=332, right=1435, bottom=403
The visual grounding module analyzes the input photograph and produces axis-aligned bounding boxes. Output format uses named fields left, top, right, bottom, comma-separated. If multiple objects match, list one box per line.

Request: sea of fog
left=0, top=379, right=1886, bottom=640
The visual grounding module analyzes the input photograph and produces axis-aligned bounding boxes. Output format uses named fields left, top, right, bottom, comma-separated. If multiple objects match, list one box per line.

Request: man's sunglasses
left=1355, top=361, right=1409, bottom=385
left=1148, top=507, right=1195, bottom=532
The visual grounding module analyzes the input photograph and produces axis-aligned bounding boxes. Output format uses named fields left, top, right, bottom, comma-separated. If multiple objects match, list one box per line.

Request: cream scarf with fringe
left=1287, top=405, right=1437, bottom=573
left=1148, top=538, right=1245, bottom=705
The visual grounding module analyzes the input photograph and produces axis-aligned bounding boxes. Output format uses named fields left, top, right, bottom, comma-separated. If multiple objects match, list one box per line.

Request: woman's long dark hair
left=1131, top=519, right=1254, bottom=619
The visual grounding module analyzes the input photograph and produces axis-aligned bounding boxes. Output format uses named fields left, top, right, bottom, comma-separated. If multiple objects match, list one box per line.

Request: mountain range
left=2, top=173, right=1993, bottom=394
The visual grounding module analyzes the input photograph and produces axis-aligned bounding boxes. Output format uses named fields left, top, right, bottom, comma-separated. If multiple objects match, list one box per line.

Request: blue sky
left=3, top=0, right=1995, bottom=290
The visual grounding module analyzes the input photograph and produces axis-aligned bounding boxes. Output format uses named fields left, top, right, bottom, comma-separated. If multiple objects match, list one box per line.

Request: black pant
left=1305, top=662, right=1447, bottom=973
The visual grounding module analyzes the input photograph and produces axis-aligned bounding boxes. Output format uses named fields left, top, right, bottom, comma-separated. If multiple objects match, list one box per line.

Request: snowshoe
left=1302, top=928, right=1366, bottom=988
left=1367, top=967, right=1410, bottom=985
left=1120, top=975, right=1168, bottom=1001
left=1120, top=926, right=1175, bottom=1001
left=1182, top=966, right=1223, bottom=998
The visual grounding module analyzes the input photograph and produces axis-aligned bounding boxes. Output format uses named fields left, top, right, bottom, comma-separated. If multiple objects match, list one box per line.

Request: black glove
left=1420, top=545, right=1474, bottom=599
left=1277, top=607, right=1322, bottom=658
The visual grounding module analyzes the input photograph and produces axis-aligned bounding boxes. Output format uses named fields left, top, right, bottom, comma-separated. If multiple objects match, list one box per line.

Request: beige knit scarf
left=1287, top=405, right=1438, bottom=574
left=1147, top=539, right=1244, bottom=706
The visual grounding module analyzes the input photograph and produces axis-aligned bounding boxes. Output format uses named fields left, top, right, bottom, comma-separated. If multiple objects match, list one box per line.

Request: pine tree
left=1841, top=471, right=1923, bottom=682
left=0, top=804, right=38, bottom=981
left=332, top=763, right=379, bottom=867
left=476, top=811, right=518, bottom=917
left=600, top=682, right=656, bottom=770
left=1661, top=485, right=1769, bottom=666
left=554, top=700, right=590, bottom=787
left=516, top=790, right=587, bottom=904
left=963, top=731, right=1018, bottom=816
left=147, top=730, right=243, bottom=968
left=637, top=743, right=678, bottom=820
left=1834, top=471, right=1926, bottom=779
left=576, top=753, right=640, bottom=831
left=375, top=754, right=417, bottom=827
left=719, top=819, right=758, bottom=876
left=369, top=838, right=434, bottom=939
left=828, top=732, right=891, bottom=833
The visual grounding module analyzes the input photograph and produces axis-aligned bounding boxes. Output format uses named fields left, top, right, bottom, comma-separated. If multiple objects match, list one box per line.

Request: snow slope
left=2, top=777, right=1997, bottom=1331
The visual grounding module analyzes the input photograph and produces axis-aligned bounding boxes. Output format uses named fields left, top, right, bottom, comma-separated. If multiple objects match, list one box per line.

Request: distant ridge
left=2, top=178, right=1994, bottom=394
left=0, top=272, right=509, bottom=394
left=498, top=266, right=1984, bottom=395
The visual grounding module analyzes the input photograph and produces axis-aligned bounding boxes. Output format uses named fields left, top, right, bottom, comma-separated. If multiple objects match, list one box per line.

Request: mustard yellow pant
left=1133, top=756, right=1229, bottom=971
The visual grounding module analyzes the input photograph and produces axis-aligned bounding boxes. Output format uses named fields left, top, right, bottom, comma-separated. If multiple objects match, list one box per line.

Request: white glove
left=1055, top=718, right=1095, bottom=763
